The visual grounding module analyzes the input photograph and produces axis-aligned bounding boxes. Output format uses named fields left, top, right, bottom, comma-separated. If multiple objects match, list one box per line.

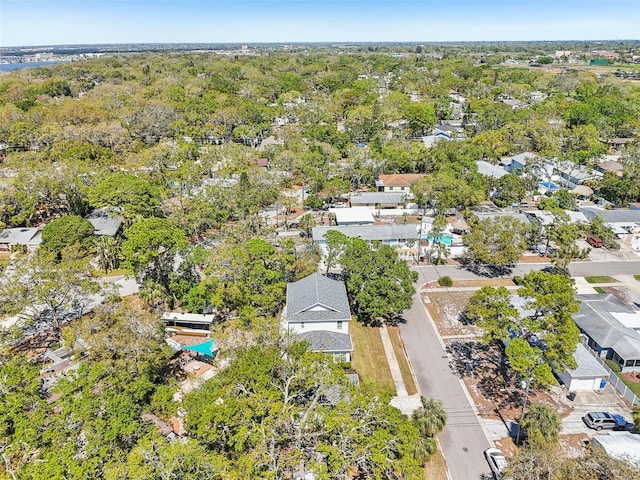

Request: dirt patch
left=519, top=254, right=549, bottom=263
left=622, top=371, right=640, bottom=384
left=603, top=286, right=640, bottom=308
left=423, top=291, right=481, bottom=337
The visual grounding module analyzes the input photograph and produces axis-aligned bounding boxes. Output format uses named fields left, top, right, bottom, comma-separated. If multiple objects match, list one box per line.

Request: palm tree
left=521, top=403, right=561, bottom=447
left=412, top=397, right=447, bottom=437
left=412, top=435, right=437, bottom=466
left=95, top=235, right=122, bottom=274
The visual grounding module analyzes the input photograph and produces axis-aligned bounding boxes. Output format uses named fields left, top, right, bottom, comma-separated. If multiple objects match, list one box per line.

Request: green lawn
left=634, top=275, right=640, bottom=282
left=388, top=326, right=418, bottom=396
left=615, top=372, right=640, bottom=397
left=593, top=287, right=606, bottom=294
left=350, top=321, right=395, bottom=398
left=585, top=276, right=616, bottom=284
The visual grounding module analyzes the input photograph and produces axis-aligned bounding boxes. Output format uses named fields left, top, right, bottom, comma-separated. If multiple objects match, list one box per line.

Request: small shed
left=557, top=343, right=608, bottom=391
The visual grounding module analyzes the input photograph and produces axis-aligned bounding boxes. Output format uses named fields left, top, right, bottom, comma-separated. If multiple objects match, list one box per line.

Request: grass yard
left=634, top=275, right=640, bottom=282
left=594, top=287, right=606, bottom=294
left=0, top=253, right=10, bottom=270
left=423, top=448, right=448, bottom=480
left=615, top=372, right=640, bottom=397
left=585, top=276, right=616, bottom=283
left=388, top=326, right=418, bottom=396
left=350, top=321, right=395, bottom=397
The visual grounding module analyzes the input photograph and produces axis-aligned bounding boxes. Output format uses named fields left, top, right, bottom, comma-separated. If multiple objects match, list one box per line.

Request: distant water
left=0, top=61, right=68, bottom=72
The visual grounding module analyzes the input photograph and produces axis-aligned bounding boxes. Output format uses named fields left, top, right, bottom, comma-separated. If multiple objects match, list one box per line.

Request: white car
left=484, top=447, right=508, bottom=480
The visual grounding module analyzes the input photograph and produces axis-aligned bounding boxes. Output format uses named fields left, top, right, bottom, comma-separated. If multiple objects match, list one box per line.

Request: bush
left=605, top=359, right=622, bottom=373
left=513, top=276, right=524, bottom=285
left=438, top=276, right=453, bottom=287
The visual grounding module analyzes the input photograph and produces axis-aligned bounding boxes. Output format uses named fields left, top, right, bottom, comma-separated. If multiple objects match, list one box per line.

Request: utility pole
left=516, top=377, right=532, bottom=445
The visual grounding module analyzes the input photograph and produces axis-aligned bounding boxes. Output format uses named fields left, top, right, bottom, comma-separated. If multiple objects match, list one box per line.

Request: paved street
left=414, top=261, right=640, bottom=283
left=400, top=292, right=492, bottom=480
left=401, top=259, right=640, bottom=480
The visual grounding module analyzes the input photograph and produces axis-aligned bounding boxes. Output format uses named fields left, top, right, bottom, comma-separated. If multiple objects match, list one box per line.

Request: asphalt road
left=400, top=292, right=492, bottom=480
left=414, top=261, right=640, bottom=283
left=400, top=260, right=640, bottom=480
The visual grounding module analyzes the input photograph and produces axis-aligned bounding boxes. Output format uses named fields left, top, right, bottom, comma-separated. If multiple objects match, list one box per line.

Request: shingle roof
left=475, top=160, right=508, bottom=179
left=573, top=294, right=640, bottom=360
left=350, top=192, right=405, bottom=206
left=298, top=330, right=353, bottom=352
left=377, top=174, right=426, bottom=188
left=563, top=343, right=608, bottom=379
left=286, top=273, right=351, bottom=324
left=0, top=227, right=42, bottom=246
left=580, top=207, right=640, bottom=224
left=312, top=224, right=419, bottom=243
left=85, top=208, right=123, bottom=237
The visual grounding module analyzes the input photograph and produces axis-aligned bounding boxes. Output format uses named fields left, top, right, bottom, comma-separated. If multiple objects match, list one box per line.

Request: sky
left=1, top=0, right=639, bottom=47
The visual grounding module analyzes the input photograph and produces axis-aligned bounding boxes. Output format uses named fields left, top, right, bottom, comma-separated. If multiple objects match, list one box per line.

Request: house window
left=635, top=359, right=640, bottom=366
left=401, top=187, right=405, bottom=191
left=337, top=321, right=343, bottom=330
left=626, top=359, right=634, bottom=367
left=300, top=322, right=304, bottom=329
left=333, top=353, right=348, bottom=363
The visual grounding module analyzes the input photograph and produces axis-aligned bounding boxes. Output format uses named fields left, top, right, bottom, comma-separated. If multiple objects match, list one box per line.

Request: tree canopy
left=340, top=237, right=418, bottom=324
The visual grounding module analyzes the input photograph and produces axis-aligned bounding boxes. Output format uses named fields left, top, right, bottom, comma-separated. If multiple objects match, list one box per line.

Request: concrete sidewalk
left=379, top=326, right=422, bottom=415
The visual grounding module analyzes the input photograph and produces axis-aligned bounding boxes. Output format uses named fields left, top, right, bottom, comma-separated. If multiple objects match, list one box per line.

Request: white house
left=284, top=273, right=353, bottom=361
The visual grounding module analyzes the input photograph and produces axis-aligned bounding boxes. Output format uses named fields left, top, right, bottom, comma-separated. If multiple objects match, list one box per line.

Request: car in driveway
left=484, top=447, right=508, bottom=479
left=583, top=411, right=629, bottom=431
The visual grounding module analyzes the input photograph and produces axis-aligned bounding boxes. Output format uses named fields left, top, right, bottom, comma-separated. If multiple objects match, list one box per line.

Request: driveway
left=400, top=291, right=493, bottom=480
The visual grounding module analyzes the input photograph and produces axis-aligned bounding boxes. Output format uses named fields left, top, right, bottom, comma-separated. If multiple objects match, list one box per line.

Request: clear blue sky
left=1, top=0, right=638, bottom=47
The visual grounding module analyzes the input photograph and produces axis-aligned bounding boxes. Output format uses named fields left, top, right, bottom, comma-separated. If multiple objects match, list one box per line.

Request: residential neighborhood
left=2, top=40, right=640, bottom=480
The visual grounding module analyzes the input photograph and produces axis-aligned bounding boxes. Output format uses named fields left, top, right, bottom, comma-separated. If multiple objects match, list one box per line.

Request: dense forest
left=1, top=49, right=640, bottom=479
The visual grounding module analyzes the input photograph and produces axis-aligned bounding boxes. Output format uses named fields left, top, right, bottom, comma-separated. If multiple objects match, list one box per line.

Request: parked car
left=586, top=235, right=604, bottom=248
left=583, top=411, right=628, bottom=431
left=484, top=447, right=508, bottom=479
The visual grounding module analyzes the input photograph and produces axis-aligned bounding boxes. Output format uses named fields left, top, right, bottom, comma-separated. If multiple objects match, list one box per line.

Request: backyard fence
left=580, top=336, right=640, bottom=407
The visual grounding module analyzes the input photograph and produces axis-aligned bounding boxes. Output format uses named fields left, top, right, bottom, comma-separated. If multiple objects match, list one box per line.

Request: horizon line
left=3, top=39, right=639, bottom=49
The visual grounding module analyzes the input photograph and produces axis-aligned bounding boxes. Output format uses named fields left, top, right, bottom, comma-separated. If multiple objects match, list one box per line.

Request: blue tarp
left=182, top=339, right=216, bottom=357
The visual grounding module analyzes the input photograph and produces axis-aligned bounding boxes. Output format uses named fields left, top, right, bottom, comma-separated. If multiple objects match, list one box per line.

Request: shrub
left=513, top=276, right=524, bottom=285
left=438, top=276, right=453, bottom=287
left=605, top=359, right=621, bottom=373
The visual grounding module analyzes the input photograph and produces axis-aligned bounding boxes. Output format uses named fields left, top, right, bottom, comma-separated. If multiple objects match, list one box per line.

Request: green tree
left=521, top=403, right=562, bottom=448
left=41, top=215, right=95, bottom=258
left=464, top=286, right=520, bottom=344
left=121, top=217, right=188, bottom=293
left=412, top=397, right=447, bottom=437
left=493, top=173, right=526, bottom=207
left=340, top=238, right=417, bottom=324
left=323, top=229, right=348, bottom=274
left=184, top=341, right=423, bottom=478
left=87, top=172, right=160, bottom=221
left=506, top=338, right=555, bottom=389
left=462, top=216, right=530, bottom=272
left=299, top=213, right=316, bottom=238
left=403, top=103, right=436, bottom=136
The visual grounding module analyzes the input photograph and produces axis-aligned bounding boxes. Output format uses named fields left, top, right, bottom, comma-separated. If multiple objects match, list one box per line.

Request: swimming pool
left=421, top=234, right=453, bottom=245
left=539, top=181, right=561, bottom=190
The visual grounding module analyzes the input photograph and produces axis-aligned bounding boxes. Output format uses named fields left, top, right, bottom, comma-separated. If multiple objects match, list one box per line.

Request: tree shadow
left=460, top=262, right=514, bottom=278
